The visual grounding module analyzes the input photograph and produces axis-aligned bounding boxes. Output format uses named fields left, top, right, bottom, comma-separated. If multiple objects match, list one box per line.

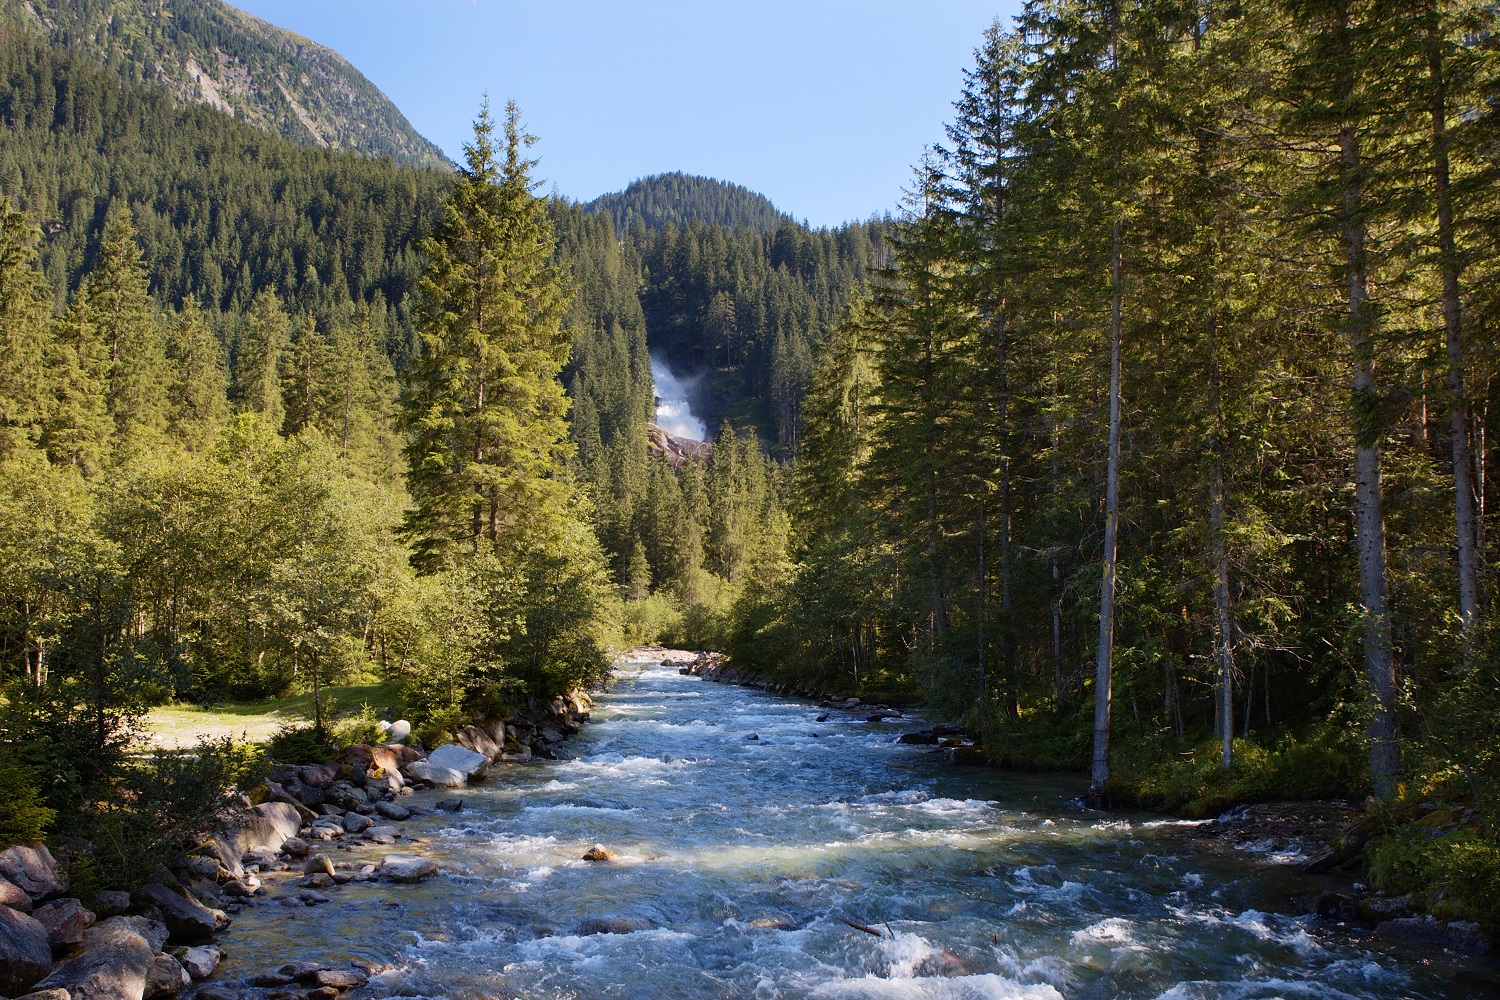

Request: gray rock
left=1375, top=916, right=1491, bottom=954
left=342, top=813, right=375, bottom=834
left=0, top=875, right=33, bottom=913
left=374, top=800, right=411, bottom=821
left=195, top=987, right=240, bottom=1000
left=303, top=855, right=335, bottom=878
left=500, top=743, right=533, bottom=762
left=541, top=724, right=565, bottom=744
left=175, top=944, right=220, bottom=979
left=378, top=854, right=437, bottom=883
left=364, top=827, right=398, bottom=845
left=402, top=760, right=466, bottom=786
left=33, top=898, right=96, bottom=951
left=297, top=764, right=340, bottom=789
left=35, top=916, right=154, bottom=1000
left=306, top=967, right=368, bottom=989
left=226, top=802, right=302, bottom=856
left=0, top=845, right=65, bottom=903
left=435, top=799, right=464, bottom=813
left=0, top=904, right=52, bottom=995
left=144, top=953, right=189, bottom=997
left=127, top=885, right=225, bottom=945
left=581, top=844, right=616, bottom=862
left=324, top=781, right=368, bottom=810
left=104, top=917, right=167, bottom=954
left=90, top=892, right=131, bottom=919
left=387, top=720, right=412, bottom=742
left=13, top=988, right=71, bottom=1000
left=279, top=837, right=310, bottom=859
left=572, top=917, right=653, bottom=935
left=428, top=743, right=489, bottom=781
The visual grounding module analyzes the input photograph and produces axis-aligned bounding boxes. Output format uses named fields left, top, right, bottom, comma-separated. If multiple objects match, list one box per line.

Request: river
left=215, top=660, right=1497, bottom=999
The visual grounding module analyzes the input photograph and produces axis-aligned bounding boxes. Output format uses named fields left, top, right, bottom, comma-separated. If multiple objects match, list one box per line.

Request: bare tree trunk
left=1426, top=20, right=1480, bottom=636
left=1091, top=215, right=1124, bottom=798
left=1212, top=458, right=1235, bottom=770
left=1342, top=117, right=1401, bottom=799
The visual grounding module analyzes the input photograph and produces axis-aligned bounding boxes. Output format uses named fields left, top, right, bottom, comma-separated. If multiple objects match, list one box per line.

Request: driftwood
left=835, top=915, right=887, bottom=938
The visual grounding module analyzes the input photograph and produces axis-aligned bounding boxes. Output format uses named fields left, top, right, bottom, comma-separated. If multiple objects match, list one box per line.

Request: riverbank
left=0, top=690, right=596, bottom=998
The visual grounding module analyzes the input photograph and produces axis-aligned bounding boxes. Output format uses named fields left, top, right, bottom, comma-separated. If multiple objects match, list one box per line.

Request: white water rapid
left=213, top=662, right=1493, bottom=998
left=651, top=356, right=706, bottom=442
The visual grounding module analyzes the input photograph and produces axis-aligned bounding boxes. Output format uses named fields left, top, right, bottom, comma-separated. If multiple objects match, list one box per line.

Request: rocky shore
left=661, top=648, right=988, bottom=765
left=0, top=691, right=594, bottom=1000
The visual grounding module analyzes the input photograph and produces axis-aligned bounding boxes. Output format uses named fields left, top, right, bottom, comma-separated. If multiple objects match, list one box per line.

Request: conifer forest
left=3, top=0, right=1500, bottom=989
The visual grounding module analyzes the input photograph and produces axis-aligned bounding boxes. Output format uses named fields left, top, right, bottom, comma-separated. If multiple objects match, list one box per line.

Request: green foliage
left=0, top=750, right=55, bottom=847
left=80, top=737, right=265, bottom=889
left=1369, top=828, right=1500, bottom=933
left=266, top=724, right=331, bottom=765
left=1112, top=730, right=1366, bottom=818
left=588, top=172, right=793, bottom=234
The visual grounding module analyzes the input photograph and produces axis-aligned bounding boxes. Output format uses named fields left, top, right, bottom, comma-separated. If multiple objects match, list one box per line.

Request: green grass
left=144, top=682, right=402, bottom=749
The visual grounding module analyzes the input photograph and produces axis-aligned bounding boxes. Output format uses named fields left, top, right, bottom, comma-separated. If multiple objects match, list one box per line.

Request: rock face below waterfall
left=646, top=423, right=711, bottom=470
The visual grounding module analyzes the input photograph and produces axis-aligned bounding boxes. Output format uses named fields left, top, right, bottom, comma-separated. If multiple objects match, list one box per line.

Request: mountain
left=2, top=0, right=449, bottom=168
left=587, top=172, right=794, bottom=234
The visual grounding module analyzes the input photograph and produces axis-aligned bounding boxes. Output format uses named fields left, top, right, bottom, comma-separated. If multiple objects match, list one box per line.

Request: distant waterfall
left=651, top=355, right=706, bottom=441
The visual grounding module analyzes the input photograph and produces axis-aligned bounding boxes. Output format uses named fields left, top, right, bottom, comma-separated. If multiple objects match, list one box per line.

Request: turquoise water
left=215, top=661, right=1499, bottom=999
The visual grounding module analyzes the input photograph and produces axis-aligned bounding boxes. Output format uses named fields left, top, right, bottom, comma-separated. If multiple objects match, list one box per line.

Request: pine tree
left=233, top=289, right=290, bottom=429
left=0, top=198, right=52, bottom=459
left=401, top=100, right=573, bottom=571
left=165, top=295, right=230, bottom=452
left=84, top=205, right=169, bottom=460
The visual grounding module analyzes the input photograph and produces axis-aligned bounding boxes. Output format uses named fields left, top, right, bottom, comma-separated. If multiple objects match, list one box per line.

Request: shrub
left=1369, top=827, right=1500, bottom=932
left=0, top=751, right=55, bottom=847
left=266, top=723, right=331, bottom=764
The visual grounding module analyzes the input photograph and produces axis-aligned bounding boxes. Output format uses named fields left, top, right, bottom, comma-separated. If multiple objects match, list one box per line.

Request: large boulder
left=456, top=725, right=502, bottom=761
left=0, top=904, right=52, bottom=995
left=33, top=898, right=96, bottom=951
left=0, top=875, right=33, bottom=913
left=378, top=854, right=437, bottom=883
left=128, top=884, right=225, bottom=945
left=428, top=743, right=489, bottom=781
left=144, top=953, right=190, bottom=997
left=403, top=759, right=465, bottom=787
left=34, top=916, right=155, bottom=999
left=0, top=845, right=65, bottom=903
left=226, top=802, right=302, bottom=855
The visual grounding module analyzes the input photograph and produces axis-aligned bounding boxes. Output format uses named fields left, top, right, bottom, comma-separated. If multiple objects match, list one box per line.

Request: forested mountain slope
left=587, top=172, right=793, bottom=235
left=1, top=0, right=449, bottom=167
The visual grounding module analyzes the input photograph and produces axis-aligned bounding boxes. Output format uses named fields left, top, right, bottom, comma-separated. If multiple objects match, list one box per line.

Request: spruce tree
left=401, top=100, right=573, bottom=571
left=165, top=295, right=230, bottom=452
left=0, top=199, right=52, bottom=459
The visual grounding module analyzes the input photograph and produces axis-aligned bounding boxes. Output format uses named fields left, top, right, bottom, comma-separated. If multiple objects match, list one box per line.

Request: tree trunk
left=1426, top=19, right=1480, bottom=635
left=1341, top=116, right=1401, bottom=799
left=1212, top=458, right=1235, bottom=770
left=1091, top=215, right=1124, bottom=798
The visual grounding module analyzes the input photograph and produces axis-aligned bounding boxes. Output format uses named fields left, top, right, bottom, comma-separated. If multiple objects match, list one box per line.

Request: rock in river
left=582, top=845, right=617, bottom=862
left=379, top=854, right=438, bottom=883
left=128, top=884, right=226, bottom=944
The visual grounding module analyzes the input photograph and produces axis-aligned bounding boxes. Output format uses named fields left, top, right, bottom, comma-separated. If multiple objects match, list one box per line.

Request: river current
left=216, top=660, right=1497, bottom=999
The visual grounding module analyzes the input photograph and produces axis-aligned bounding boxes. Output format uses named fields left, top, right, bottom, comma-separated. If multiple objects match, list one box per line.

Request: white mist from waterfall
left=651, top=355, right=707, bottom=441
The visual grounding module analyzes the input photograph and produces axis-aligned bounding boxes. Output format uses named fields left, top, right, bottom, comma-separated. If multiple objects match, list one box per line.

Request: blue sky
left=230, top=1, right=1023, bottom=228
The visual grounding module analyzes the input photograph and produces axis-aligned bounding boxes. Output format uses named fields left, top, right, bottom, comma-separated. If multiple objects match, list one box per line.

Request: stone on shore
left=145, top=952, right=191, bottom=996
left=0, top=875, right=33, bottom=913
left=429, top=743, right=490, bottom=781
left=0, top=845, right=65, bottom=903
left=33, top=898, right=96, bottom=951
left=0, top=904, right=52, bottom=995
left=127, top=884, right=226, bottom=945
left=378, top=854, right=437, bottom=883
left=374, top=800, right=411, bottom=821
left=1375, top=916, right=1491, bottom=954
left=34, top=916, right=155, bottom=1000
left=227, top=802, right=303, bottom=855
left=176, top=944, right=221, bottom=979
left=342, top=812, right=375, bottom=834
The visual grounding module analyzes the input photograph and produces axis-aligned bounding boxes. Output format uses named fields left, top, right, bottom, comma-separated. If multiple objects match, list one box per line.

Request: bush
left=1369, top=827, right=1500, bottom=932
left=1112, top=726, right=1365, bottom=817
left=0, top=751, right=55, bottom=847
left=331, top=702, right=386, bottom=749
left=266, top=723, right=331, bottom=764
left=80, top=737, right=264, bottom=889
left=621, top=592, right=683, bottom=647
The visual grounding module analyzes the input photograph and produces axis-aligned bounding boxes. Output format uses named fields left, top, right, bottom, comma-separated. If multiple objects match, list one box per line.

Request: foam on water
left=207, top=661, right=1492, bottom=999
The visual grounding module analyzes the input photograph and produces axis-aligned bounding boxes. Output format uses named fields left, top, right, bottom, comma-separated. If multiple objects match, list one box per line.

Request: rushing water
left=651, top=356, right=706, bottom=441
left=217, top=661, right=1498, bottom=999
